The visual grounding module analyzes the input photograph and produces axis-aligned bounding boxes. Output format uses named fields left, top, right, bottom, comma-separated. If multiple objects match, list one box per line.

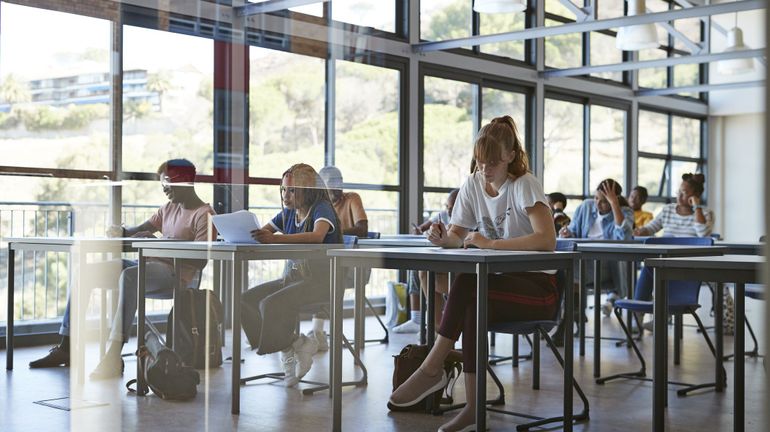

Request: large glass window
left=0, top=4, right=110, bottom=171
left=589, top=105, right=625, bottom=189
left=248, top=47, right=325, bottom=179
left=421, top=0, right=471, bottom=42
left=637, top=109, right=704, bottom=200
left=332, top=0, right=396, bottom=32
left=544, top=98, right=583, bottom=195
left=479, top=12, right=525, bottom=61
left=334, top=60, right=399, bottom=186
left=423, top=76, right=475, bottom=189
left=122, top=26, right=214, bottom=175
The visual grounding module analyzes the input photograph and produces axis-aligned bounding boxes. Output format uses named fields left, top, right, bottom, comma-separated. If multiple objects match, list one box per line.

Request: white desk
left=328, top=246, right=579, bottom=432
left=5, top=237, right=161, bottom=384
left=132, top=241, right=339, bottom=414
left=645, top=254, right=764, bottom=432
left=575, top=243, right=725, bottom=378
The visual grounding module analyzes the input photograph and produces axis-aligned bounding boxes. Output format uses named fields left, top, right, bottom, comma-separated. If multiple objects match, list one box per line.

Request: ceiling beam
left=543, top=48, right=764, bottom=77
left=234, top=0, right=328, bottom=17
left=636, top=79, right=765, bottom=96
left=413, top=0, right=765, bottom=52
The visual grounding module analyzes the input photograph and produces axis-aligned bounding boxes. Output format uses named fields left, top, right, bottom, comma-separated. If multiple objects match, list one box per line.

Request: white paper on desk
left=212, top=210, right=261, bottom=244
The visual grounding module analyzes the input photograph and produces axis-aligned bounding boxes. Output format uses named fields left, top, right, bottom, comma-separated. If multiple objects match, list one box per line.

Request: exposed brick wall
left=4, top=0, right=120, bottom=21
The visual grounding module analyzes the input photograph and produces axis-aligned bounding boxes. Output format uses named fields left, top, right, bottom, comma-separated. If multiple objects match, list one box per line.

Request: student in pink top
left=29, top=159, right=217, bottom=380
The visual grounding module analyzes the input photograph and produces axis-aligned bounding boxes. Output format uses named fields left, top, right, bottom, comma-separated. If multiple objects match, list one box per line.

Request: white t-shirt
left=587, top=211, right=612, bottom=239
left=450, top=172, right=549, bottom=240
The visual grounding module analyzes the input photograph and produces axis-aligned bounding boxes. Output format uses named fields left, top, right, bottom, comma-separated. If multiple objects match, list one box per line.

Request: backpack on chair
left=166, top=288, right=224, bottom=369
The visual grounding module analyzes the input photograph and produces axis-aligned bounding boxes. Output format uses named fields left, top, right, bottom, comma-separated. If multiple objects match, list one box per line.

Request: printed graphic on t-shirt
left=480, top=207, right=512, bottom=239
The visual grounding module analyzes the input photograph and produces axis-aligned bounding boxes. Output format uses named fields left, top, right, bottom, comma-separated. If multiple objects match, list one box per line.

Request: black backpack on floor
left=166, top=288, right=224, bottom=369
left=126, top=321, right=200, bottom=401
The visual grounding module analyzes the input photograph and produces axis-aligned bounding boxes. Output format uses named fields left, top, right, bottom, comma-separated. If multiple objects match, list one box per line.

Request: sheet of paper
left=212, top=210, right=261, bottom=244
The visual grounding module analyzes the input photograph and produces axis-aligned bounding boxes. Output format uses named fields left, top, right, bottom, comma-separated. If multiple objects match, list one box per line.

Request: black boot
left=29, top=338, right=70, bottom=368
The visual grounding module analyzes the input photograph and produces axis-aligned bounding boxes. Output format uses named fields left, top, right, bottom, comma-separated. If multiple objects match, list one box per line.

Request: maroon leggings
left=437, top=272, right=558, bottom=373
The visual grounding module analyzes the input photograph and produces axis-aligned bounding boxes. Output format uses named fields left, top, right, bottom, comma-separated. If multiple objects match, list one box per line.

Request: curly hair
left=469, top=115, right=529, bottom=178
left=280, top=163, right=341, bottom=241
left=681, top=172, right=705, bottom=196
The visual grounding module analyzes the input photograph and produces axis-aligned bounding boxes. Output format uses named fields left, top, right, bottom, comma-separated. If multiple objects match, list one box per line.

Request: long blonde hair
left=469, top=115, right=529, bottom=178
left=280, top=163, right=341, bottom=242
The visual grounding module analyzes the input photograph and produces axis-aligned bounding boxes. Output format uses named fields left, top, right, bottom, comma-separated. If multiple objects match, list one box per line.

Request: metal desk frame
left=328, top=247, right=578, bottom=432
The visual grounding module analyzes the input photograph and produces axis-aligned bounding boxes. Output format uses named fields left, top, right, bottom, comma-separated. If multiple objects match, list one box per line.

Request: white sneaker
left=293, top=334, right=319, bottom=380
left=392, top=320, right=420, bottom=334
left=601, top=301, right=614, bottom=317
left=307, top=329, right=329, bottom=352
left=602, top=293, right=619, bottom=317
left=280, top=349, right=299, bottom=387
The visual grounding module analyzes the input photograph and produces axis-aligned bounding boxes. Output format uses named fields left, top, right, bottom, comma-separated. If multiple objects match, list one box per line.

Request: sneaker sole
left=388, top=372, right=447, bottom=408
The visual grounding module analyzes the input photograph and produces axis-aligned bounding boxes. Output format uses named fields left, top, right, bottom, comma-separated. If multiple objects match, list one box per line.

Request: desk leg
left=715, top=283, right=725, bottom=392
left=626, top=261, right=635, bottom=346
left=213, top=260, right=225, bottom=346
left=475, top=263, right=488, bottom=432
left=425, top=271, right=437, bottom=414
left=419, top=271, right=426, bottom=345
left=332, top=257, right=344, bottom=432
left=73, top=248, right=86, bottom=389
left=354, top=266, right=364, bottom=356
left=652, top=268, right=667, bottom=432
left=564, top=262, right=574, bottom=431
left=136, top=252, right=147, bottom=395
left=231, top=258, right=242, bottom=415
left=593, top=259, right=601, bottom=378
left=6, top=247, right=14, bottom=370
left=426, top=272, right=436, bottom=347
left=172, top=259, right=181, bottom=350
left=734, top=282, right=745, bottom=432
left=579, top=259, right=586, bottom=357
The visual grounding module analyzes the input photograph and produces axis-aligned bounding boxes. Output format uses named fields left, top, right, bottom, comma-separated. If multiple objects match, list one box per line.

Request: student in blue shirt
left=240, top=163, right=341, bottom=387
left=560, top=179, right=634, bottom=316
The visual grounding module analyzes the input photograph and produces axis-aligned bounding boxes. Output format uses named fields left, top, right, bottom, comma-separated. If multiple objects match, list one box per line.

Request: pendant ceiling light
left=616, top=0, right=659, bottom=51
left=473, top=0, right=527, bottom=14
left=718, top=13, right=755, bottom=75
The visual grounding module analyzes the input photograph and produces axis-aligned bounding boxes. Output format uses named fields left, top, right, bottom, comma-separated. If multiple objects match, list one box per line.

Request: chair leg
left=677, top=311, right=725, bottom=397
left=495, top=328, right=590, bottom=432
left=532, top=331, right=541, bottom=390
left=363, top=296, right=388, bottom=344
left=489, top=334, right=533, bottom=366
left=725, top=316, right=762, bottom=360
left=596, top=307, right=646, bottom=384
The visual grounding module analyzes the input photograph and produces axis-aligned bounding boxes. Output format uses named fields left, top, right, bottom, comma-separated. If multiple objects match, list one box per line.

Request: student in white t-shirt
left=388, top=115, right=557, bottom=432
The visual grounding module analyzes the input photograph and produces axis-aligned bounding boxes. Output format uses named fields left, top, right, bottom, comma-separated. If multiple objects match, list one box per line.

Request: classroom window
left=544, top=98, right=584, bottom=195
left=589, top=105, right=625, bottom=190
left=248, top=47, right=325, bottom=179
left=332, top=0, right=396, bottom=33
left=0, top=3, right=111, bottom=172
left=423, top=76, right=476, bottom=189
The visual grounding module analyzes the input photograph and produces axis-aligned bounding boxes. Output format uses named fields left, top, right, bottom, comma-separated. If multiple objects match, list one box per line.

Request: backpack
left=387, top=344, right=463, bottom=413
left=166, top=288, right=224, bottom=369
left=126, top=322, right=200, bottom=400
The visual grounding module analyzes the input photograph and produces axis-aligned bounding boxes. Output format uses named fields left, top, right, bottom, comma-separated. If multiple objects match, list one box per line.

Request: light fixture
left=718, top=13, right=755, bottom=75
left=473, top=0, right=527, bottom=14
left=615, top=0, right=659, bottom=51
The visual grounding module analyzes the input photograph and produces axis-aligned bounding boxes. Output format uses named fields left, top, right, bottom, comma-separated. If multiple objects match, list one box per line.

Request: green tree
left=147, top=71, right=172, bottom=112
left=0, top=74, right=31, bottom=105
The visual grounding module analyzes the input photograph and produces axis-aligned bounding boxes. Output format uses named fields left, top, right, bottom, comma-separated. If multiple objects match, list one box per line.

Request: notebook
left=212, top=210, right=261, bottom=244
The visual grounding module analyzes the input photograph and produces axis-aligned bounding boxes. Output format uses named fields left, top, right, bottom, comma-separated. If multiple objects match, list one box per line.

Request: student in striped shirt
left=632, top=173, right=714, bottom=306
left=633, top=173, right=713, bottom=238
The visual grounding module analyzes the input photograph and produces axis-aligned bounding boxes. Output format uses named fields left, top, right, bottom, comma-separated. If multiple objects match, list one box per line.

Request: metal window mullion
left=667, top=114, right=673, bottom=197
left=583, top=104, right=591, bottom=196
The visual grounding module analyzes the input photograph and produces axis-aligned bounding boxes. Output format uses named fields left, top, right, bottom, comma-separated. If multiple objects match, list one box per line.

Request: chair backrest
left=343, top=234, right=358, bottom=248
left=643, top=236, right=714, bottom=306
left=366, top=231, right=381, bottom=239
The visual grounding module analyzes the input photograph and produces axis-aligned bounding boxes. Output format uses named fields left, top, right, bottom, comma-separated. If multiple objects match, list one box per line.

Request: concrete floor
left=1, top=295, right=766, bottom=432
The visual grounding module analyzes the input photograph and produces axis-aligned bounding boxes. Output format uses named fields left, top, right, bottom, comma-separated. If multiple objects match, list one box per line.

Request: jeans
left=59, top=259, right=176, bottom=344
